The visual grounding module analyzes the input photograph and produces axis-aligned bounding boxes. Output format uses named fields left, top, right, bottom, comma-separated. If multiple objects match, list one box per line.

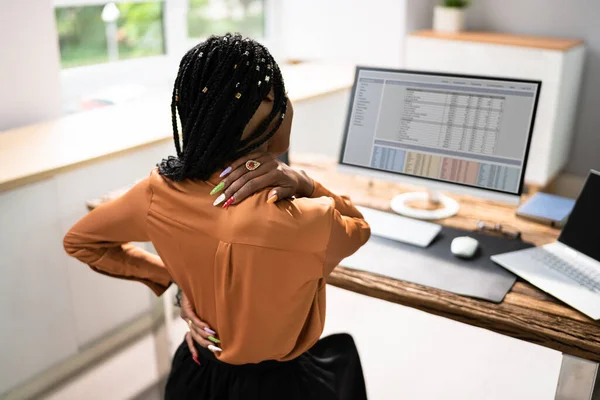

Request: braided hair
left=158, top=33, right=288, bottom=181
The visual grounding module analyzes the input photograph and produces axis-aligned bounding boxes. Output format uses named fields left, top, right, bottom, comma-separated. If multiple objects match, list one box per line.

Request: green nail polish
left=210, top=182, right=224, bottom=195
left=208, top=336, right=221, bottom=344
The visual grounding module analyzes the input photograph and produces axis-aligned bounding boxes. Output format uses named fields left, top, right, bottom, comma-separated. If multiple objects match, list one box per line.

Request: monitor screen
left=339, top=67, right=541, bottom=195
left=559, top=170, right=600, bottom=262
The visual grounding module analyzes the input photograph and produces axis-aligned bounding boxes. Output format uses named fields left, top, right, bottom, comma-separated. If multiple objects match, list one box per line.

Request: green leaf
left=443, top=0, right=469, bottom=8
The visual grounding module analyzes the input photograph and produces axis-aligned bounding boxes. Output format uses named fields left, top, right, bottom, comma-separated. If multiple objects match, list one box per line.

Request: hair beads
left=158, top=33, right=288, bottom=181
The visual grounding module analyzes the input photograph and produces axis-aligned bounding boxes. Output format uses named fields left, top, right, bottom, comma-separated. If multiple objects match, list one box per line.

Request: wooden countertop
left=89, top=154, right=600, bottom=362
left=410, top=30, right=584, bottom=51
left=0, top=63, right=355, bottom=192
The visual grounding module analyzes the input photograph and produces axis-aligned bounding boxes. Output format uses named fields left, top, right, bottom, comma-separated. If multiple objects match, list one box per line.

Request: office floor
left=132, top=378, right=165, bottom=400
left=322, top=285, right=562, bottom=400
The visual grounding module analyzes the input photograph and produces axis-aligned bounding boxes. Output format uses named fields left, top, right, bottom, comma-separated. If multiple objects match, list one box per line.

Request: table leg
left=554, top=354, right=599, bottom=400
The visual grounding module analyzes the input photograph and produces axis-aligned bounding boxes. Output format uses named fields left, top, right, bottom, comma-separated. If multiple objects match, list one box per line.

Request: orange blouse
left=64, top=168, right=370, bottom=364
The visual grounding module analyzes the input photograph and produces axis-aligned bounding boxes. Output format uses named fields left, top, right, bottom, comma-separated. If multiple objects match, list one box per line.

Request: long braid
left=158, top=33, right=288, bottom=181
left=228, top=47, right=285, bottom=156
left=176, top=47, right=204, bottom=149
left=179, top=45, right=242, bottom=178
left=161, top=56, right=192, bottom=174
left=235, top=62, right=287, bottom=155
left=174, top=43, right=229, bottom=179
left=169, top=53, right=191, bottom=158
left=203, top=42, right=268, bottom=160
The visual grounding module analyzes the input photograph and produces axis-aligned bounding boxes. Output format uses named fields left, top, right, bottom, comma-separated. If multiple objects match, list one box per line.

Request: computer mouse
left=451, top=236, right=479, bottom=259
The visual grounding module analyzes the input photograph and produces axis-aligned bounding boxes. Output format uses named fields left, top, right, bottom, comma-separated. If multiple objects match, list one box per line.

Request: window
left=55, top=1, right=165, bottom=68
left=187, top=0, right=265, bottom=39
left=54, top=0, right=270, bottom=114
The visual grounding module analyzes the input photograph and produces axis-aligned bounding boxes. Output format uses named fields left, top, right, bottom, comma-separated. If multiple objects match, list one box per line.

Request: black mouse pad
left=340, top=226, right=534, bottom=303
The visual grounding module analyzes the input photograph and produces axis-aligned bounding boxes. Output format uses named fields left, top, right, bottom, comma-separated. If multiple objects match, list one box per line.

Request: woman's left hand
left=213, top=152, right=314, bottom=207
left=180, top=291, right=221, bottom=364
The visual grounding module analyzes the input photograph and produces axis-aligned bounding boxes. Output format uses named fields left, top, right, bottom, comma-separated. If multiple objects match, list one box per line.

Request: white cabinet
left=405, top=31, right=585, bottom=187
left=0, top=141, right=173, bottom=396
left=0, top=179, right=79, bottom=394
left=290, top=89, right=351, bottom=160
left=54, top=143, right=173, bottom=347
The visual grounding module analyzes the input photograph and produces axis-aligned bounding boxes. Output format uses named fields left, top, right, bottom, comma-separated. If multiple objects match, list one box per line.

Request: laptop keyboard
left=529, top=248, right=600, bottom=293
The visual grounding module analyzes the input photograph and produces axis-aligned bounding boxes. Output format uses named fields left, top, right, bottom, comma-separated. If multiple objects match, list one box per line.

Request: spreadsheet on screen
left=341, top=69, right=540, bottom=194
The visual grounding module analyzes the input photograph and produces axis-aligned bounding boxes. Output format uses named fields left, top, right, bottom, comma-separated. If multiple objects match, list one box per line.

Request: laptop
left=491, top=170, right=600, bottom=320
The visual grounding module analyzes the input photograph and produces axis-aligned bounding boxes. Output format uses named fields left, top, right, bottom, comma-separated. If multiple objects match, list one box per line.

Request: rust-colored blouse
left=64, top=168, right=370, bottom=364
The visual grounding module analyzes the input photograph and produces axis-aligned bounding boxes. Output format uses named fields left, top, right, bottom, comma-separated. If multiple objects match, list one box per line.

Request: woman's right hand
left=180, top=291, right=221, bottom=364
left=212, top=152, right=314, bottom=207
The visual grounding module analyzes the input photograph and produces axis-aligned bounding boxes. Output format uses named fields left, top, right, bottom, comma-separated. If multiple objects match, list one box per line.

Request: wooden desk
left=89, top=156, right=600, bottom=399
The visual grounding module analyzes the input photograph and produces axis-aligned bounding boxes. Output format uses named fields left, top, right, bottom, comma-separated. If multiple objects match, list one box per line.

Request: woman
left=63, top=33, right=370, bottom=399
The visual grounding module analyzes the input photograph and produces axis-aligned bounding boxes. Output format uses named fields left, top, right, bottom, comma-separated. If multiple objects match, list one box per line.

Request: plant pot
left=433, top=6, right=466, bottom=33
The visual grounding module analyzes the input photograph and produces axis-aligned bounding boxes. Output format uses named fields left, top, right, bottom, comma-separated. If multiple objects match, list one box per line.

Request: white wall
left=279, top=0, right=408, bottom=67
left=0, top=0, right=62, bottom=131
left=465, top=0, right=600, bottom=176
left=277, top=0, right=435, bottom=67
left=405, top=0, right=435, bottom=34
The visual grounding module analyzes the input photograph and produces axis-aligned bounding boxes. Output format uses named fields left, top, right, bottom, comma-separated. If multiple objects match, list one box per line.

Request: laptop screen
left=558, top=170, right=600, bottom=262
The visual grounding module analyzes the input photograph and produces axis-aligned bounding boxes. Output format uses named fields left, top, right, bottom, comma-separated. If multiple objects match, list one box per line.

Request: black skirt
left=164, top=333, right=368, bottom=400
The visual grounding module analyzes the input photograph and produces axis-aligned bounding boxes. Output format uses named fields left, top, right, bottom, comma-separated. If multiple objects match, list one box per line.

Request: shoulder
left=230, top=190, right=336, bottom=253
left=146, top=168, right=192, bottom=198
left=147, top=168, right=169, bottom=190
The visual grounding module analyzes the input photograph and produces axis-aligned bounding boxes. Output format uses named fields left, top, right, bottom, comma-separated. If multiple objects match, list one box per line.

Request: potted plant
left=433, top=0, right=469, bottom=33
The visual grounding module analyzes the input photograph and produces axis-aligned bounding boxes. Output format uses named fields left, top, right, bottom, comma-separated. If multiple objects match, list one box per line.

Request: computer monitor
left=339, top=67, right=541, bottom=219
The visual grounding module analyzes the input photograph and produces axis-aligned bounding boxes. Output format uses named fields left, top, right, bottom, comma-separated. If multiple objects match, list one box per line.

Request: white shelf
left=405, top=31, right=585, bottom=187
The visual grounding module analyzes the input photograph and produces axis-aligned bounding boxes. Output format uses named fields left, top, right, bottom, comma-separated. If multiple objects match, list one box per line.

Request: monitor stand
left=390, top=190, right=460, bottom=220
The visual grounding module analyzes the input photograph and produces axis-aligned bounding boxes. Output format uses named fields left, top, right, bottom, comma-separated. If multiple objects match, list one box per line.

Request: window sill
left=0, top=62, right=355, bottom=192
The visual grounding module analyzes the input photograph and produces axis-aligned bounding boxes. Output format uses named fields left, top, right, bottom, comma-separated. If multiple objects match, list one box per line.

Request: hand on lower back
left=180, top=291, right=221, bottom=362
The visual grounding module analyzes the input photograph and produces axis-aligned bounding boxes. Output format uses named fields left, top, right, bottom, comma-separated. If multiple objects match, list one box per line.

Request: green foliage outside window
left=55, top=2, right=165, bottom=68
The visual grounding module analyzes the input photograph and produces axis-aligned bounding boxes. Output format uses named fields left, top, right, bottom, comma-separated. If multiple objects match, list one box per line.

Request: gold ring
left=245, top=160, right=261, bottom=171
left=187, top=319, right=193, bottom=331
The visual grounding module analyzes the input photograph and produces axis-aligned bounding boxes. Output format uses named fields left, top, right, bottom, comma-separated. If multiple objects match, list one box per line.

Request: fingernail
left=213, top=193, right=226, bottom=206
left=267, top=194, right=278, bottom=204
left=192, top=355, right=200, bottom=365
left=208, top=344, right=222, bottom=352
left=203, top=327, right=216, bottom=335
left=222, top=196, right=235, bottom=209
left=210, top=182, right=225, bottom=195
left=208, top=336, right=221, bottom=344
left=219, top=166, right=232, bottom=178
